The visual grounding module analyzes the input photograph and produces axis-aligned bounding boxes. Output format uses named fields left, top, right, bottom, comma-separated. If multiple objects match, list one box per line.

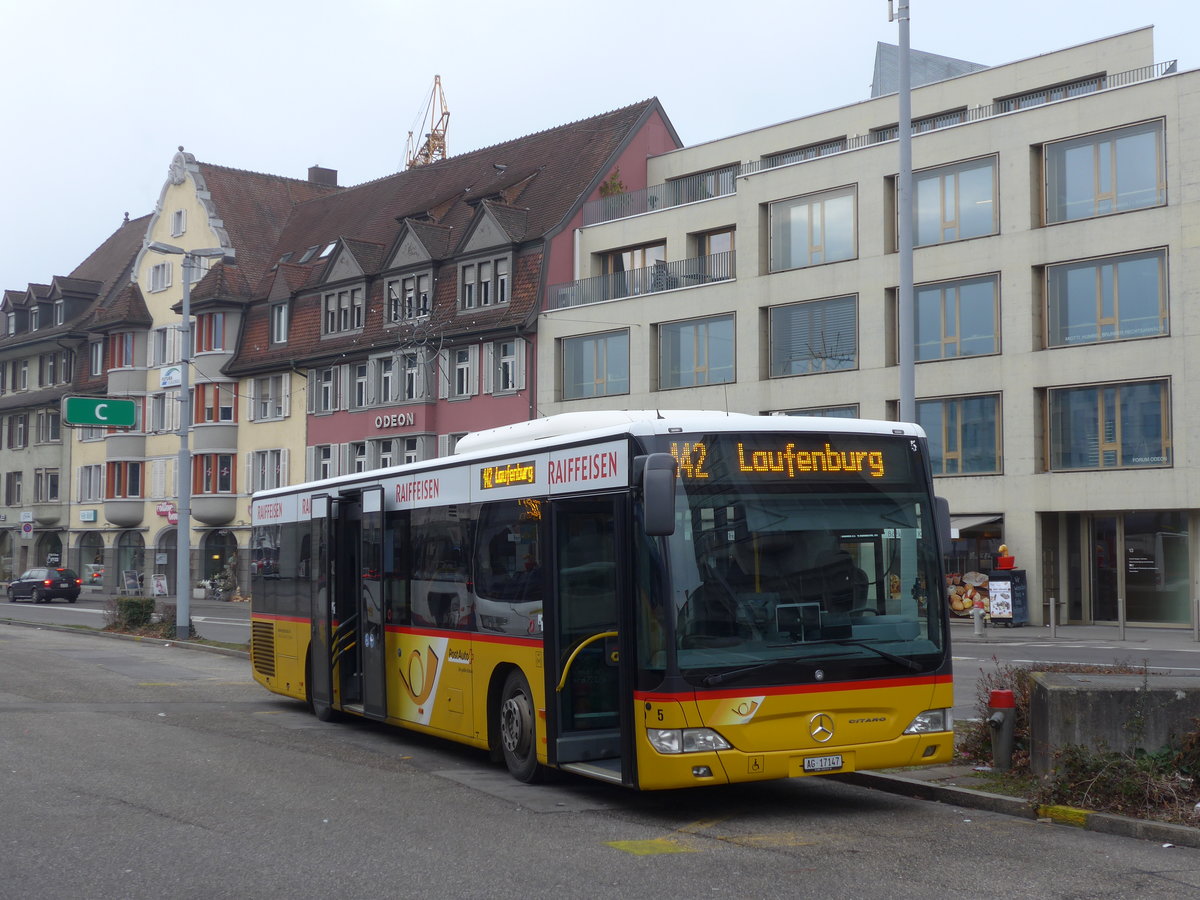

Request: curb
left=836, top=770, right=1200, bottom=849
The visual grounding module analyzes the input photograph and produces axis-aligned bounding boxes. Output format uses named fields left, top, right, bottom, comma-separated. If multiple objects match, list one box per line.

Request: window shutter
left=483, top=343, right=495, bottom=394
left=338, top=365, right=349, bottom=410
left=281, top=377, right=291, bottom=417
left=247, top=380, right=258, bottom=421
left=305, top=446, right=316, bottom=481
left=280, top=448, right=289, bottom=486
left=147, top=336, right=157, bottom=368
left=416, top=352, right=428, bottom=399
left=437, top=434, right=450, bottom=457
left=246, top=453, right=256, bottom=494
left=469, top=345, right=480, bottom=397
left=306, top=370, right=316, bottom=413
left=151, top=460, right=166, bottom=499
left=515, top=339, right=527, bottom=390
left=437, top=350, right=450, bottom=399
left=75, top=466, right=84, bottom=502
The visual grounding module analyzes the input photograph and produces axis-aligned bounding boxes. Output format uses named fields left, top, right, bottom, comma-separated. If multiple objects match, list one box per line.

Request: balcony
left=33, top=503, right=65, bottom=526
left=550, top=251, right=735, bottom=310
left=192, top=495, right=237, bottom=526
left=104, top=500, right=144, bottom=528
left=582, top=60, right=1177, bottom=226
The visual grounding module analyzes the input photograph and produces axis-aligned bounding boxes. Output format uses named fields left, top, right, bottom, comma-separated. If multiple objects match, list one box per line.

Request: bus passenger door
left=309, top=494, right=335, bottom=719
left=358, top=486, right=387, bottom=720
left=548, top=496, right=631, bottom=784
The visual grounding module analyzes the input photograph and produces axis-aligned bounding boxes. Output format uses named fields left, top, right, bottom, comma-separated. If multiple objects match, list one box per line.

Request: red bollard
left=987, top=689, right=1016, bottom=772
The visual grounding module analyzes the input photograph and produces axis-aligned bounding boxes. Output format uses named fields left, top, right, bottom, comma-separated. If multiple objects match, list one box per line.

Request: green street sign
left=61, top=396, right=138, bottom=428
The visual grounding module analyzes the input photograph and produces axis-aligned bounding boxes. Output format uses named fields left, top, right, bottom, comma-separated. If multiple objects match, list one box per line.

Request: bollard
left=972, top=603, right=985, bottom=636
left=987, top=689, right=1016, bottom=772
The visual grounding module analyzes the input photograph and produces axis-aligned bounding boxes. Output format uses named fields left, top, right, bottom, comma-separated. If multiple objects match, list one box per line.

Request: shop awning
left=950, top=514, right=1001, bottom=539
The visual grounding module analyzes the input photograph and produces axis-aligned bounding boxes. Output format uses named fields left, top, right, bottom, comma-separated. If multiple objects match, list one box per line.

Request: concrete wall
left=1029, top=671, right=1200, bottom=775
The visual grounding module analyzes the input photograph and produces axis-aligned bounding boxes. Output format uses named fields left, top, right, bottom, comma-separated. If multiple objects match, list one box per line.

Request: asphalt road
left=3, top=622, right=1199, bottom=900
left=0, top=592, right=250, bottom=644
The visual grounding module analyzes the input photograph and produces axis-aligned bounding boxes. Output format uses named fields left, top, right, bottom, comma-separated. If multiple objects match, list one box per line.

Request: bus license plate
left=803, top=755, right=843, bottom=773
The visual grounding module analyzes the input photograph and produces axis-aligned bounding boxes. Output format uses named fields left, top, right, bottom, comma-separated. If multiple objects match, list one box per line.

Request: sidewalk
left=949, top=618, right=1200, bottom=652
left=845, top=618, right=1200, bottom=848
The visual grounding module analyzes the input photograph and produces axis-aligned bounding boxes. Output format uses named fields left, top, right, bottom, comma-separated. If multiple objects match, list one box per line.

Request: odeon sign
left=374, top=412, right=416, bottom=430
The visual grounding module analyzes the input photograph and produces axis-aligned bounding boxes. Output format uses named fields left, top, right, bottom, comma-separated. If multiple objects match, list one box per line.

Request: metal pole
left=1049, top=595, right=1057, bottom=639
left=896, top=0, right=915, bottom=422
left=1117, top=595, right=1126, bottom=642
left=175, top=255, right=193, bottom=639
left=1193, top=595, right=1199, bottom=643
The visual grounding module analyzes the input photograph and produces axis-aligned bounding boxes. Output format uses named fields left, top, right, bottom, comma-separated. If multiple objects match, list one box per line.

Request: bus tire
left=499, top=669, right=543, bottom=783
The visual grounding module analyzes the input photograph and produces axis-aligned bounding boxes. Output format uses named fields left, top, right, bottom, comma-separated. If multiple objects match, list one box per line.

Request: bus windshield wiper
left=702, top=659, right=807, bottom=687
left=827, top=640, right=922, bottom=672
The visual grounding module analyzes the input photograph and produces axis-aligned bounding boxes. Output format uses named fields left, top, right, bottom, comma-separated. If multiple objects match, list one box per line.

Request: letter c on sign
left=95, top=403, right=109, bottom=421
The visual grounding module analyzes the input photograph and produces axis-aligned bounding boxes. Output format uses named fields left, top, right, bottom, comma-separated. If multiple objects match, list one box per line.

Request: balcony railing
left=550, top=251, right=735, bottom=309
left=583, top=60, right=1177, bottom=225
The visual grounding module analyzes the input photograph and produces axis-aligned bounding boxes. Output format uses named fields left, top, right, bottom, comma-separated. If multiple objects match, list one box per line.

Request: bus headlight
left=903, top=709, right=953, bottom=734
left=648, top=728, right=732, bottom=754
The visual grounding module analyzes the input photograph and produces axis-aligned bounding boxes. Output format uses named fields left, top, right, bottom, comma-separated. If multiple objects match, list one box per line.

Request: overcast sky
left=2, top=0, right=1196, bottom=292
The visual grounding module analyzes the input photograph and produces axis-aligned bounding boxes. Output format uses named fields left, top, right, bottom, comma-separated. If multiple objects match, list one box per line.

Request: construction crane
left=405, top=76, right=449, bottom=169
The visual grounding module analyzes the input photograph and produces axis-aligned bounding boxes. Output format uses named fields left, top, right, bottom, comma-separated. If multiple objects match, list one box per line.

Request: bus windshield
left=646, top=432, right=946, bottom=687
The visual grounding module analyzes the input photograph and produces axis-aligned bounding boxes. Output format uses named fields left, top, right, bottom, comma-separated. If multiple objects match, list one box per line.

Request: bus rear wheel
left=499, top=669, right=542, bottom=783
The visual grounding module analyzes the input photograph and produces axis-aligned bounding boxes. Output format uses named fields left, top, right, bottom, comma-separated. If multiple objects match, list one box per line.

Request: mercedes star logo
left=810, top=713, right=835, bottom=743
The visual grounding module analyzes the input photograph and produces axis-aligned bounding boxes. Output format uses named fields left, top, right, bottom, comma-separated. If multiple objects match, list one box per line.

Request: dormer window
left=386, top=273, right=431, bottom=322
left=458, top=255, right=511, bottom=310
left=322, top=287, right=364, bottom=335
left=319, top=241, right=337, bottom=258
left=53, top=300, right=64, bottom=325
left=298, top=246, right=320, bottom=264
left=29, top=306, right=39, bottom=330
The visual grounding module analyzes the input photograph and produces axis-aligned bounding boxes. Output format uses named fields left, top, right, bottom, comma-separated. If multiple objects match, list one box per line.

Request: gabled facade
left=69, top=150, right=343, bottom=595
left=0, top=215, right=147, bottom=581
left=536, top=28, right=1198, bottom=628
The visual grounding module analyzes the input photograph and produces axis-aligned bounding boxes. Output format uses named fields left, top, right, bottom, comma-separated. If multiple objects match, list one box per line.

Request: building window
left=917, top=394, right=1002, bottom=475
left=912, top=156, right=997, bottom=246
left=90, top=341, right=104, bottom=375
left=322, top=288, right=364, bottom=334
left=80, top=425, right=104, bottom=443
left=562, top=331, right=629, bottom=400
left=77, top=464, right=103, bottom=501
left=769, top=295, right=857, bottom=377
left=375, top=439, right=396, bottom=469
left=388, top=274, right=431, bottom=321
left=29, top=307, right=39, bottom=330
left=194, top=312, right=225, bottom=352
left=4, top=472, right=21, bottom=505
left=1048, top=379, right=1170, bottom=471
left=350, top=442, right=369, bottom=473
left=659, top=315, right=735, bottom=389
left=16, top=359, right=28, bottom=390
left=150, top=262, right=172, bottom=292
left=315, top=444, right=336, bottom=480
left=36, top=410, right=61, bottom=443
left=453, top=349, right=474, bottom=398
left=252, top=374, right=287, bottom=421
left=375, top=356, right=395, bottom=404
left=312, top=366, right=341, bottom=413
left=486, top=339, right=524, bottom=394
left=39, top=353, right=58, bottom=387
left=34, top=469, right=60, bottom=502
left=915, top=274, right=998, bottom=361
left=106, top=462, right=143, bottom=499
left=108, top=333, right=135, bottom=368
left=53, top=300, right=64, bottom=326
left=252, top=449, right=286, bottom=491
left=194, top=382, right=237, bottom=423
left=270, top=303, right=288, bottom=343
left=459, top=257, right=511, bottom=309
left=149, top=393, right=167, bottom=432
left=1046, top=250, right=1167, bottom=347
left=1045, top=120, right=1165, bottom=223
left=769, top=185, right=856, bottom=271
left=402, top=351, right=427, bottom=400
left=194, top=453, right=236, bottom=494
left=7, top=414, right=28, bottom=449
left=351, top=363, right=369, bottom=409
left=171, top=209, right=187, bottom=236
left=598, top=243, right=666, bottom=298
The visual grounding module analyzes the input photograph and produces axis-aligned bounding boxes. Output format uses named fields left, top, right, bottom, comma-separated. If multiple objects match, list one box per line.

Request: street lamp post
left=147, top=241, right=226, bottom=638
left=891, top=0, right=915, bottom=423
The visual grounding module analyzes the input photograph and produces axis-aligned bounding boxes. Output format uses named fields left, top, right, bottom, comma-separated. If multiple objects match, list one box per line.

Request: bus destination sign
left=668, top=435, right=910, bottom=484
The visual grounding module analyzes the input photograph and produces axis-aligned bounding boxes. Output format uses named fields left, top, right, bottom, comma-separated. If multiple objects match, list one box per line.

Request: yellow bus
left=249, top=411, right=954, bottom=789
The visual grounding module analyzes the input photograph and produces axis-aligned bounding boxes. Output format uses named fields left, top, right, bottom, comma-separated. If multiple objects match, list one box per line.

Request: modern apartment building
left=536, top=28, right=1196, bottom=627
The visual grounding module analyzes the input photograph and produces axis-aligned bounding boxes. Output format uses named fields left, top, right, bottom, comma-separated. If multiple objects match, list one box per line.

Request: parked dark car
left=7, top=567, right=82, bottom=603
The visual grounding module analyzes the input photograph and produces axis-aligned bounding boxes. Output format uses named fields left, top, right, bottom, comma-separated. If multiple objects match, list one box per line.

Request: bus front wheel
left=499, top=669, right=542, bottom=783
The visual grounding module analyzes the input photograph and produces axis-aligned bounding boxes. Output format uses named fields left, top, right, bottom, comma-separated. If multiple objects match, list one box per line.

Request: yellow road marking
left=605, top=839, right=696, bottom=856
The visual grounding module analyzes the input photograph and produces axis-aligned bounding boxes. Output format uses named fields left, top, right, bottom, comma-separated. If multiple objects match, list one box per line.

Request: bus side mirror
left=935, top=496, right=952, bottom=555
left=639, top=453, right=677, bottom=536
